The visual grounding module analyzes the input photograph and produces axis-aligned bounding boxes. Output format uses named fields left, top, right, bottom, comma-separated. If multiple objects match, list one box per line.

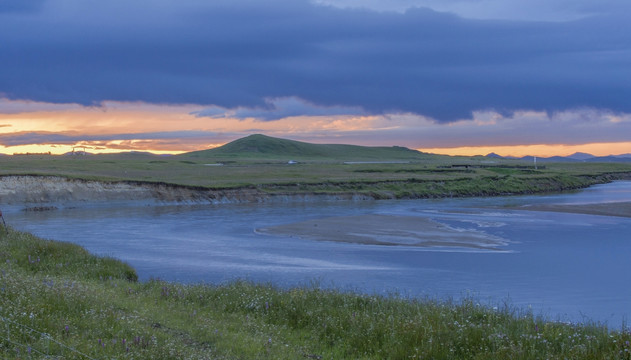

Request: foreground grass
left=2, top=230, right=631, bottom=359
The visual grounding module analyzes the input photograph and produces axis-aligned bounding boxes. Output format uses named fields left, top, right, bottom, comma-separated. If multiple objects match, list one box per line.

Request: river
left=6, top=181, right=631, bottom=327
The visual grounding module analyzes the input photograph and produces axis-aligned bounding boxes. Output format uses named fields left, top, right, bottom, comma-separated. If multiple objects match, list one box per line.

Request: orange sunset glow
left=419, top=142, right=631, bottom=158
left=1, top=99, right=631, bottom=157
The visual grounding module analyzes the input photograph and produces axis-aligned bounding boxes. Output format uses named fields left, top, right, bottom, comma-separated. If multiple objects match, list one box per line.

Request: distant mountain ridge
left=566, top=152, right=595, bottom=160
left=186, top=134, right=427, bottom=160
left=486, top=152, right=631, bottom=163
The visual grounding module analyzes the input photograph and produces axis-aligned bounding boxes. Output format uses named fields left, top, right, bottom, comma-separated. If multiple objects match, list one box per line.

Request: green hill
left=185, top=134, right=426, bottom=161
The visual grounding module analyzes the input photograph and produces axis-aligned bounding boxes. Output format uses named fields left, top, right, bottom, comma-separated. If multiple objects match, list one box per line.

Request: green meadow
left=2, top=135, right=631, bottom=358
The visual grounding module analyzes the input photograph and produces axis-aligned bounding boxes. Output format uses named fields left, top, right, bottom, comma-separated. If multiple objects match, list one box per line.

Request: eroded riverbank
left=2, top=172, right=631, bottom=209
left=0, top=175, right=372, bottom=208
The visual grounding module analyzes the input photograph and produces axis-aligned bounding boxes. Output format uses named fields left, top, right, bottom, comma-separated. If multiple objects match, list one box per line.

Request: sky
left=1, top=0, right=630, bottom=156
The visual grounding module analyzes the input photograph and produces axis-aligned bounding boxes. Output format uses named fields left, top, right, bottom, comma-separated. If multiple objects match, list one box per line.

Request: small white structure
left=72, top=146, right=87, bottom=156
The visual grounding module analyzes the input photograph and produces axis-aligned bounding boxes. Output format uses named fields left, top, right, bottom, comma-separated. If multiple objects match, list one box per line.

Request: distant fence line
left=1, top=315, right=95, bottom=359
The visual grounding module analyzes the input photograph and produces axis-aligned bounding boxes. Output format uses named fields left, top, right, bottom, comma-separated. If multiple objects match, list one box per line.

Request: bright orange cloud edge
left=3, top=140, right=631, bottom=158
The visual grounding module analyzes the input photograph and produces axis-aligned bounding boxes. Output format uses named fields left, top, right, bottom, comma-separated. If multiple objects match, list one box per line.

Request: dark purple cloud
left=0, top=0, right=629, bottom=121
left=0, top=0, right=45, bottom=13
left=193, top=97, right=364, bottom=120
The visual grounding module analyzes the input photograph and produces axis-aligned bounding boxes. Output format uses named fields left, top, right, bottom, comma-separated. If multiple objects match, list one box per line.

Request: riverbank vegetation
left=1, top=136, right=631, bottom=199
left=2, top=228, right=631, bottom=359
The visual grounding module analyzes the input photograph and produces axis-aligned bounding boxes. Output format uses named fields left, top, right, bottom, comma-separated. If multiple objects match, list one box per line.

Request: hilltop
left=185, top=134, right=427, bottom=161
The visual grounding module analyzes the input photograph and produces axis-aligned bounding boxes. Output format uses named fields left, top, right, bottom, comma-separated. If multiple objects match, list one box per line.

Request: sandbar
left=517, top=201, right=631, bottom=218
left=256, top=214, right=509, bottom=250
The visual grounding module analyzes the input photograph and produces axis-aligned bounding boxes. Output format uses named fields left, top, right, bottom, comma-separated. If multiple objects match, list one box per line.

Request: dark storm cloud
left=193, top=97, right=364, bottom=120
left=0, top=0, right=45, bottom=13
left=1, top=0, right=629, bottom=121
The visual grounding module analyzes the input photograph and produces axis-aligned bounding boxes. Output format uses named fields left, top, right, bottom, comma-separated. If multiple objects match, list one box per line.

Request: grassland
left=1, top=138, right=631, bottom=199
left=2, top=136, right=631, bottom=358
left=2, top=228, right=631, bottom=359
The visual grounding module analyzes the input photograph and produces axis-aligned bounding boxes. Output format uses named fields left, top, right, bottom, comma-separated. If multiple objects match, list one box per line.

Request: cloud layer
left=2, top=0, right=630, bottom=121
left=314, top=0, right=631, bottom=21
left=2, top=98, right=630, bottom=156
left=193, top=97, right=364, bottom=121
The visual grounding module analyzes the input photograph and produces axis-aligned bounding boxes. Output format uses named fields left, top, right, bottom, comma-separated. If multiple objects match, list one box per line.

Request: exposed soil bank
left=1, top=173, right=630, bottom=209
left=0, top=175, right=372, bottom=208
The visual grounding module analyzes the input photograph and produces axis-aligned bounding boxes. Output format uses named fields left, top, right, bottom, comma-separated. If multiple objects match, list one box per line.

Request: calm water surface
left=7, top=181, right=631, bottom=327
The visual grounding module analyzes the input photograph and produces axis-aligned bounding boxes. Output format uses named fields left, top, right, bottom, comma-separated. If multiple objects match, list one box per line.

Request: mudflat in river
left=256, top=214, right=510, bottom=250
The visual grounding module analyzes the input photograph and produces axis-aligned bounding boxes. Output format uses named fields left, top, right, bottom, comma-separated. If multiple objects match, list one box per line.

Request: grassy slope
left=1, top=135, right=630, bottom=193
left=2, top=229, right=630, bottom=359
left=186, top=134, right=427, bottom=160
